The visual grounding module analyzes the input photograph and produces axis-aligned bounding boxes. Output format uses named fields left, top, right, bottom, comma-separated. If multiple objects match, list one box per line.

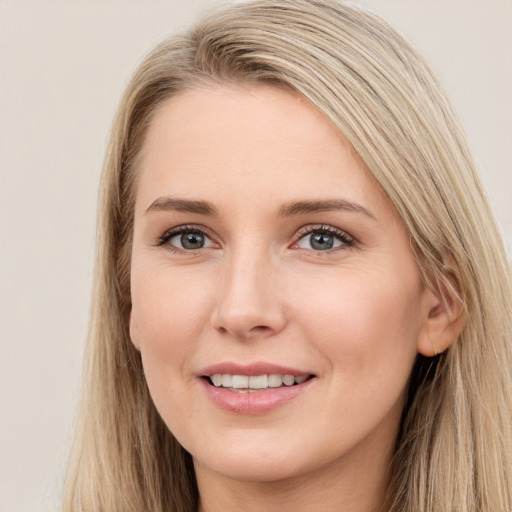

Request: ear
left=417, top=274, right=466, bottom=357
left=129, top=308, right=141, bottom=351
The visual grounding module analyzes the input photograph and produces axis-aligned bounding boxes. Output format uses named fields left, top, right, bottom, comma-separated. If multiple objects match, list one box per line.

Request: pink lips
left=198, top=362, right=315, bottom=415
left=200, top=362, right=311, bottom=377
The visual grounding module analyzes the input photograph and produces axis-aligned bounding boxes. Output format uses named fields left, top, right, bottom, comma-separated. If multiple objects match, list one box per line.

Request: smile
left=207, top=373, right=310, bottom=391
left=199, top=364, right=316, bottom=414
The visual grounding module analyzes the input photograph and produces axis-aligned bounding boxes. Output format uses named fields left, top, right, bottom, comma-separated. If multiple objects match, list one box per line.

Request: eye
left=294, top=225, right=354, bottom=251
left=171, top=231, right=208, bottom=250
left=157, top=226, right=217, bottom=252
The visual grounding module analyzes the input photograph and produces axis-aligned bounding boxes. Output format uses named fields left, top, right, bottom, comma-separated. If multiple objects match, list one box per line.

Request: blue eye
left=158, top=226, right=216, bottom=251
left=172, top=232, right=206, bottom=250
left=295, top=226, right=353, bottom=251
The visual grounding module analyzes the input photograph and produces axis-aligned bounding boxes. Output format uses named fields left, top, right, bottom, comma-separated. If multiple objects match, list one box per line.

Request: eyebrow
left=277, top=199, right=377, bottom=221
left=145, top=197, right=218, bottom=216
left=145, top=196, right=376, bottom=221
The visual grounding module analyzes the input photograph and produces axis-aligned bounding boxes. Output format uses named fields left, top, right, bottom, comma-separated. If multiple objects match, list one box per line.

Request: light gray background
left=0, top=1, right=510, bottom=511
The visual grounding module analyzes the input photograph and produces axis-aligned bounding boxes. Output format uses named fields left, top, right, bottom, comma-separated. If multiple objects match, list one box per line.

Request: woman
left=63, top=1, right=512, bottom=510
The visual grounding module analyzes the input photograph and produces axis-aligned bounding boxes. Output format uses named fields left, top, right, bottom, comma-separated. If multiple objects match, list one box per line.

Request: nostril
left=214, top=323, right=274, bottom=340
left=252, top=325, right=271, bottom=332
left=245, top=325, right=274, bottom=338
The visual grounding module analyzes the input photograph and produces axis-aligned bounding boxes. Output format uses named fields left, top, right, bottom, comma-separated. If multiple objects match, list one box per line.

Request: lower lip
left=200, top=378, right=314, bottom=415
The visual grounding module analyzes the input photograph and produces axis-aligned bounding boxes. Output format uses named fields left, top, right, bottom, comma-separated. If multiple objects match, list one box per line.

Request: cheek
left=287, top=267, right=423, bottom=449
left=292, top=266, right=423, bottom=378
left=130, top=266, right=217, bottom=434
left=130, top=264, right=213, bottom=379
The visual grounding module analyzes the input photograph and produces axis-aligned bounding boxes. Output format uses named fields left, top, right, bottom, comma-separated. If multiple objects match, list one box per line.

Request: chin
left=194, top=451, right=307, bottom=484
left=189, top=428, right=334, bottom=485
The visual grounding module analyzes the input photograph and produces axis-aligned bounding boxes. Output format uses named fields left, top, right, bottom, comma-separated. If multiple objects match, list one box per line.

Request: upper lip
left=199, top=361, right=313, bottom=377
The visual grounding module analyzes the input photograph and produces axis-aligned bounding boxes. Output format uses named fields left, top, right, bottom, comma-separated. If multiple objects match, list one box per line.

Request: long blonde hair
left=63, top=1, right=512, bottom=510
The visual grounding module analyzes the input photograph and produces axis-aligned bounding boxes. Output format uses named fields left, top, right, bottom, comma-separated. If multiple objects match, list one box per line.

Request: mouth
left=203, top=373, right=314, bottom=393
left=198, top=362, right=316, bottom=413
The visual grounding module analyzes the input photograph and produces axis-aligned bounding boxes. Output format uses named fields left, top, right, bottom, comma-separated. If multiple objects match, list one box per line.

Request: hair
left=63, top=1, right=512, bottom=510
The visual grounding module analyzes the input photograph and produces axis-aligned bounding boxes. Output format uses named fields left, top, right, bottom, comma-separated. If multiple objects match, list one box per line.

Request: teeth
left=282, top=375, right=295, bottom=386
left=248, top=375, right=268, bottom=389
left=231, top=375, right=249, bottom=389
left=268, top=374, right=282, bottom=387
left=208, top=373, right=310, bottom=389
left=211, top=374, right=223, bottom=387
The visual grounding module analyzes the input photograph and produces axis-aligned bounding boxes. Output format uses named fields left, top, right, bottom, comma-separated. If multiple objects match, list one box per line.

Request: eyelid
left=155, top=224, right=220, bottom=251
left=291, top=224, right=355, bottom=251
left=154, top=223, right=355, bottom=253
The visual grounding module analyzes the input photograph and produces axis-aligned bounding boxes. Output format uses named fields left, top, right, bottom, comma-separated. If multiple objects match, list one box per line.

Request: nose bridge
left=211, top=240, right=285, bottom=339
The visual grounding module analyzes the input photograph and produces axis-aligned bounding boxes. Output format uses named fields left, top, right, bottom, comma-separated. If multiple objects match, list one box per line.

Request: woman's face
left=130, top=84, right=436, bottom=484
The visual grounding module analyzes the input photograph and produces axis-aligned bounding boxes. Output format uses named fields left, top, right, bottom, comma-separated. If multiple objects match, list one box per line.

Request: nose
left=209, top=248, right=287, bottom=341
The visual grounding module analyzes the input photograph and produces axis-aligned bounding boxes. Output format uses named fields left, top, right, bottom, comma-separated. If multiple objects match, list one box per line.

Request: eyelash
left=156, top=224, right=216, bottom=249
left=294, top=224, right=355, bottom=252
left=155, top=224, right=355, bottom=253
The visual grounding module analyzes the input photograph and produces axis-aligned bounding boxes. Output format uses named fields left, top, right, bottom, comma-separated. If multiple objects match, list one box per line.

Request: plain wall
left=0, top=1, right=510, bottom=511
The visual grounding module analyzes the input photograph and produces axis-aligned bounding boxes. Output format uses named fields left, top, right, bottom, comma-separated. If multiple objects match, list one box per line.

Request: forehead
left=136, top=84, right=389, bottom=218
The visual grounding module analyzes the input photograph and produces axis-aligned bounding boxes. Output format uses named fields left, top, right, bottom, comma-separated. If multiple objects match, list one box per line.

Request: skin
left=129, top=84, right=460, bottom=512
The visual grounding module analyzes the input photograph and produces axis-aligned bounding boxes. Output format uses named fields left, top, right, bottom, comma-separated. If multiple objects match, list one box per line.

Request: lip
left=199, top=361, right=312, bottom=378
left=198, top=361, right=315, bottom=415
